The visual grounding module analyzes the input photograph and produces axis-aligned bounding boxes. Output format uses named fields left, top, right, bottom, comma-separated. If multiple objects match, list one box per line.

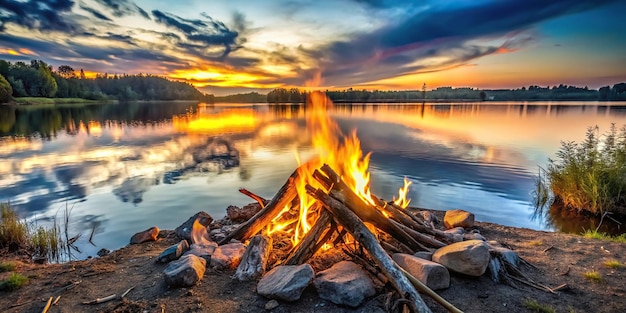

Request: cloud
left=303, top=0, right=618, bottom=86
left=151, top=10, right=241, bottom=58
left=79, top=5, right=112, bottom=21
left=0, top=0, right=78, bottom=32
left=93, top=0, right=150, bottom=19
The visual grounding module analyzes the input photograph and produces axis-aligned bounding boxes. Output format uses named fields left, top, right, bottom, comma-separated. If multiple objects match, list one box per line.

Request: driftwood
left=391, top=220, right=445, bottom=249
left=82, top=294, right=117, bottom=305
left=234, top=234, right=273, bottom=281
left=285, top=210, right=333, bottom=265
left=239, top=188, right=267, bottom=208
left=42, top=297, right=53, bottom=313
left=220, top=168, right=300, bottom=244
left=307, top=185, right=432, bottom=313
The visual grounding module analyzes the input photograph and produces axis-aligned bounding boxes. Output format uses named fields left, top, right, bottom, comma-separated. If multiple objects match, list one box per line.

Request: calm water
left=1, top=101, right=625, bottom=259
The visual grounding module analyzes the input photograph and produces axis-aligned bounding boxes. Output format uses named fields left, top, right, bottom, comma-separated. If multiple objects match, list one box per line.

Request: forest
left=0, top=59, right=213, bottom=103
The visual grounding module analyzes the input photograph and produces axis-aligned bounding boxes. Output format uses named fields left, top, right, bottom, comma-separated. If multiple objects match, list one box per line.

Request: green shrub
left=522, top=299, right=556, bottom=313
left=537, top=124, right=626, bottom=216
left=0, top=202, right=29, bottom=251
left=582, top=229, right=626, bottom=243
left=0, top=74, right=12, bottom=103
left=0, top=262, right=16, bottom=272
left=0, top=272, right=28, bottom=291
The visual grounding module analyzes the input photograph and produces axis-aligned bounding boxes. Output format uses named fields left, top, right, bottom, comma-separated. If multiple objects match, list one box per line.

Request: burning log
left=285, top=210, right=334, bottom=265
left=234, top=234, right=273, bottom=281
left=307, top=185, right=432, bottom=313
left=219, top=168, right=300, bottom=245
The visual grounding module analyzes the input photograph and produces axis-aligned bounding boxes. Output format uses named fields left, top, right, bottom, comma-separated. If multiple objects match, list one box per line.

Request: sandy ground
left=1, top=216, right=624, bottom=313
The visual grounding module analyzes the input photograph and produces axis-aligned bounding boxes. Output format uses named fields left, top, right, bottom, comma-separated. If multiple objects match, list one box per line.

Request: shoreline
left=1, top=213, right=623, bottom=313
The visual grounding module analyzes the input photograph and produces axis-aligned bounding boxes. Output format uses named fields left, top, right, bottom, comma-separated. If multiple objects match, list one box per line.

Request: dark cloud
left=93, top=0, right=150, bottom=19
left=0, top=0, right=78, bottom=32
left=79, top=5, right=112, bottom=21
left=151, top=10, right=241, bottom=58
left=306, top=0, right=619, bottom=86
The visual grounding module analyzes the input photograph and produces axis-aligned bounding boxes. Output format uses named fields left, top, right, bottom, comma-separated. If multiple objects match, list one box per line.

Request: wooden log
left=239, top=188, right=267, bottom=208
left=316, top=165, right=423, bottom=252
left=391, top=220, right=445, bottom=249
left=219, top=169, right=300, bottom=245
left=307, top=185, right=432, bottom=313
left=234, top=234, right=273, bottom=281
left=285, top=210, right=333, bottom=265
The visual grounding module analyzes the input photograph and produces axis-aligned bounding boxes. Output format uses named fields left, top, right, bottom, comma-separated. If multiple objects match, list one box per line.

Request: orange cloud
left=0, top=47, right=37, bottom=56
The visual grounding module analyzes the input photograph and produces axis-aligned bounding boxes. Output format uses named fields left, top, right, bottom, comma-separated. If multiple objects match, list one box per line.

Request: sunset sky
left=1, top=0, right=625, bottom=95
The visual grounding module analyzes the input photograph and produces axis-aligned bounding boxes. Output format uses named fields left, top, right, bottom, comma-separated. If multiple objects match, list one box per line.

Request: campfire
left=152, top=91, right=550, bottom=313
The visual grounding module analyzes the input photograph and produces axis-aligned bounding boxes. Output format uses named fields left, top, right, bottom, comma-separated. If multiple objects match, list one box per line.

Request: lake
left=1, top=100, right=625, bottom=259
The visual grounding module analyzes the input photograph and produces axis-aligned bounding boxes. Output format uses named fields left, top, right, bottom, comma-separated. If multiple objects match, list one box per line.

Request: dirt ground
left=1, top=213, right=624, bottom=313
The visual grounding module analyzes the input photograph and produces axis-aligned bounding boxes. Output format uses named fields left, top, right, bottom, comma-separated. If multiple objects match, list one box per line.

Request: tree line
left=0, top=59, right=214, bottom=103
left=265, top=83, right=626, bottom=103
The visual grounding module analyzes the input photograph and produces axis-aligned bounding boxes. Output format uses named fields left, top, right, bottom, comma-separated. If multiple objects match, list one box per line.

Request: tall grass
left=536, top=124, right=626, bottom=216
left=0, top=202, right=65, bottom=262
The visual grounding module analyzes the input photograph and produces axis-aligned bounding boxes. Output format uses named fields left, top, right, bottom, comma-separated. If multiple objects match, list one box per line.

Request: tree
left=79, top=69, right=86, bottom=79
left=479, top=90, right=487, bottom=101
left=0, top=74, right=12, bottom=103
left=57, top=65, right=76, bottom=79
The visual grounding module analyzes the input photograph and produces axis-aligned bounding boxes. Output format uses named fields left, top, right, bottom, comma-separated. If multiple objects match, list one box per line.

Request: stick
left=53, top=296, right=61, bottom=305
left=234, top=234, right=273, bottom=281
left=239, top=188, right=267, bottom=208
left=220, top=168, right=300, bottom=244
left=391, top=220, right=445, bottom=249
left=308, top=185, right=432, bottom=313
left=41, top=297, right=53, bottom=313
left=121, top=286, right=135, bottom=298
left=399, top=267, right=464, bottom=313
left=285, top=209, right=333, bottom=265
left=82, top=294, right=117, bottom=305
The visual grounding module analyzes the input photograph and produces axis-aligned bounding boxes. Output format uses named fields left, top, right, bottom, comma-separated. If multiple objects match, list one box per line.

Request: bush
left=0, top=272, right=28, bottom=291
left=0, top=74, right=12, bottom=103
left=537, top=124, right=626, bottom=216
left=0, top=203, right=29, bottom=251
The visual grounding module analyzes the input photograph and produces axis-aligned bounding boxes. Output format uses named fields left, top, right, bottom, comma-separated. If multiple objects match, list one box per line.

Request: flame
left=393, top=177, right=413, bottom=208
left=190, top=218, right=210, bottom=245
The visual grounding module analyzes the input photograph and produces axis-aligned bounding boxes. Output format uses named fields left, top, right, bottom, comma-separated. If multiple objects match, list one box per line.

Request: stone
left=393, top=253, right=450, bottom=290
left=488, top=243, right=520, bottom=267
left=163, top=254, right=206, bottom=287
left=444, top=227, right=466, bottom=235
left=413, top=251, right=433, bottom=261
left=444, top=209, right=475, bottom=229
left=158, top=240, right=190, bottom=263
left=210, top=242, right=246, bottom=269
left=209, top=229, right=225, bottom=242
left=97, top=248, right=111, bottom=257
left=227, top=203, right=263, bottom=223
left=432, top=240, right=490, bottom=277
left=463, top=233, right=486, bottom=241
left=130, top=226, right=159, bottom=244
left=264, top=299, right=279, bottom=310
left=257, top=264, right=315, bottom=302
left=175, top=212, right=213, bottom=243
left=313, top=261, right=376, bottom=307
left=184, top=242, right=218, bottom=264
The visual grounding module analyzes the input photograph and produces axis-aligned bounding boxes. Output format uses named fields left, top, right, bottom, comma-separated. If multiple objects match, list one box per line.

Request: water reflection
left=1, top=101, right=625, bottom=258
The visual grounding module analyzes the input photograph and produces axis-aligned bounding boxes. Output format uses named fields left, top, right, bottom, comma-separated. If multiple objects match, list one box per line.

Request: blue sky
left=0, top=0, right=625, bottom=95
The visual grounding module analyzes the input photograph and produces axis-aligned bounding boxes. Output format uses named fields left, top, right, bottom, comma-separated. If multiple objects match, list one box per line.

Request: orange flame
left=393, top=177, right=413, bottom=208
left=191, top=219, right=210, bottom=244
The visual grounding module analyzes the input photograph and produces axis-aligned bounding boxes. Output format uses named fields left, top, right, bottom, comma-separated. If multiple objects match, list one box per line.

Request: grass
left=583, top=270, right=602, bottom=282
left=522, top=299, right=556, bottom=313
left=0, top=262, right=16, bottom=272
left=0, top=202, right=66, bottom=262
left=604, top=260, right=623, bottom=269
left=527, top=240, right=544, bottom=246
left=14, top=97, right=104, bottom=105
left=0, top=272, right=28, bottom=291
left=535, top=124, right=626, bottom=216
left=582, top=229, right=626, bottom=243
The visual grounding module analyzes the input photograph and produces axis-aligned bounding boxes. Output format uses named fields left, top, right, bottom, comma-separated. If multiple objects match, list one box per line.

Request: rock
left=393, top=253, right=450, bottom=290
left=130, top=226, right=159, bottom=244
left=463, top=233, right=486, bottom=241
left=432, top=240, right=490, bottom=277
left=313, top=261, right=376, bottom=307
left=257, top=264, right=315, bottom=302
left=184, top=242, right=218, bottom=264
left=210, top=242, right=246, bottom=269
left=175, top=212, right=213, bottom=243
left=163, top=254, right=206, bottom=287
left=265, top=299, right=279, bottom=310
left=413, top=251, right=433, bottom=261
left=209, top=229, right=225, bottom=242
left=444, top=227, right=466, bottom=235
left=488, top=244, right=520, bottom=267
left=227, top=203, right=263, bottom=223
left=97, top=248, right=111, bottom=257
left=444, top=209, right=475, bottom=229
left=158, top=240, right=190, bottom=263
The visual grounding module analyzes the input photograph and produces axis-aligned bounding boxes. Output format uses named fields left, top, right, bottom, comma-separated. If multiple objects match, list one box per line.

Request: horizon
left=1, top=1, right=625, bottom=96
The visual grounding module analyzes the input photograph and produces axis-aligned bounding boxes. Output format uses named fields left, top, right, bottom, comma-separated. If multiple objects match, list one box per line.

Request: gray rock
left=158, top=240, right=190, bottom=263
left=163, top=254, right=206, bottom=287
left=463, top=233, right=486, bottom=241
left=444, top=227, right=466, bottom=235
left=488, top=244, right=520, bottom=267
left=210, top=242, right=246, bottom=269
left=175, top=212, right=213, bottom=243
left=97, top=248, right=111, bottom=257
left=257, top=264, right=314, bottom=302
left=184, top=242, right=218, bottom=264
left=413, top=251, right=433, bottom=261
left=130, top=226, right=159, bottom=244
left=209, top=229, right=225, bottom=242
left=432, top=240, right=490, bottom=277
left=443, top=209, right=475, bottom=229
left=265, top=299, right=279, bottom=310
left=313, top=261, right=376, bottom=307
left=393, top=253, right=450, bottom=290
